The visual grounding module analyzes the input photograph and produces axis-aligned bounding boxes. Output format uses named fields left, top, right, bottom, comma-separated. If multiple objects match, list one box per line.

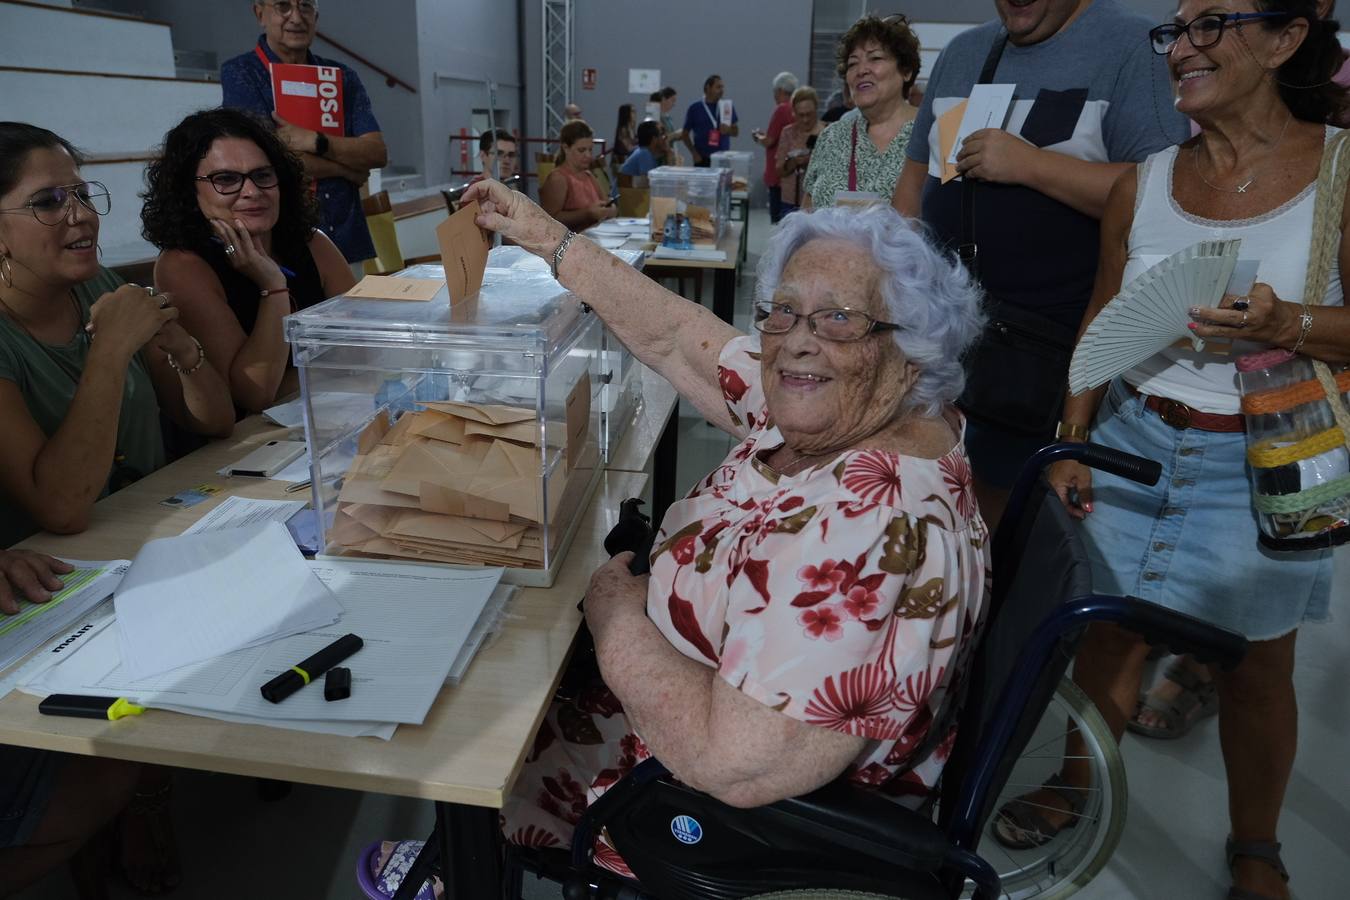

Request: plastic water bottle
left=678, top=216, right=692, bottom=250
left=413, top=372, right=450, bottom=405
left=376, top=375, right=412, bottom=415
left=662, top=214, right=677, bottom=247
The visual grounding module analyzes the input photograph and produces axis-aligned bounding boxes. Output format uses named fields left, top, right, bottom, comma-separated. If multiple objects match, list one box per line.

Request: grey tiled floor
left=17, top=210, right=1350, bottom=900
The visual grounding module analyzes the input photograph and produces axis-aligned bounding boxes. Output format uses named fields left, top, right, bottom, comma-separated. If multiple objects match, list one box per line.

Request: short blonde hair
left=790, top=86, right=819, bottom=110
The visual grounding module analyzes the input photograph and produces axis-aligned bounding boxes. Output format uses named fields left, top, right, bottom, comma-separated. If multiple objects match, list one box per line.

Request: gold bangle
left=1055, top=421, right=1091, bottom=441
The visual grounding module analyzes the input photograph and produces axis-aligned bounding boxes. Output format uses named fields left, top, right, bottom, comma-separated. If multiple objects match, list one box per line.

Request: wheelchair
left=395, top=442, right=1249, bottom=900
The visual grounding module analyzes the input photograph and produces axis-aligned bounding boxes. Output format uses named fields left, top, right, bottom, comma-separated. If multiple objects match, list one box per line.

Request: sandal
left=991, top=772, right=1086, bottom=850
left=1226, top=836, right=1289, bottom=900
left=357, top=840, right=443, bottom=900
left=1127, top=661, right=1218, bottom=739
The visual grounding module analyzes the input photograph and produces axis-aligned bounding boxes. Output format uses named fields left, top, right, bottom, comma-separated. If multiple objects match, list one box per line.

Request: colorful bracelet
left=167, top=337, right=206, bottom=376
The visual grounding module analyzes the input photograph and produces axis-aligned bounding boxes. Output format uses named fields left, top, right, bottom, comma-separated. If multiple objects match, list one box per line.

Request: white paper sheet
left=35, top=560, right=503, bottom=726
left=0, top=560, right=127, bottom=677
left=113, top=522, right=342, bottom=680
left=263, top=392, right=374, bottom=430
left=947, top=83, right=1017, bottom=165
left=183, top=496, right=307, bottom=535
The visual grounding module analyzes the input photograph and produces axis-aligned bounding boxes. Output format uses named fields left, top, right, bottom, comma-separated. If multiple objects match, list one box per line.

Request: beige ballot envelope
left=345, top=275, right=445, bottom=302
left=386, top=511, right=529, bottom=551
left=422, top=401, right=540, bottom=444
left=436, top=199, right=490, bottom=303
left=938, top=101, right=967, bottom=185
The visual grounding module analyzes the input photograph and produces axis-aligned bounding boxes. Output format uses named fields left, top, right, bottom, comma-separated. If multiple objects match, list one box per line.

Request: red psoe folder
left=270, top=63, right=345, bottom=135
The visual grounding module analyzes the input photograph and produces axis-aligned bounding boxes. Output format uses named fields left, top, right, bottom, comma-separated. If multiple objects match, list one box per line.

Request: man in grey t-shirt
left=892, top=0, right=1188, bottom=515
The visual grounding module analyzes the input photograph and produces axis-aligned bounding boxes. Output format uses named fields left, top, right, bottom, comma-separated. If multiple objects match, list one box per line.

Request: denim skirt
left=1080, top=380, right=1333, bottom=641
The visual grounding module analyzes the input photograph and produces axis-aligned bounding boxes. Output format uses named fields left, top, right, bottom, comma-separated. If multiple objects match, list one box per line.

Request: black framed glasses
left=194, top=167, right=279, bottom=195
left=0, top=181, right=110, bottom=226
left=1149, top=11, right=1290, bottom=55
left=265, top=0, right=318, bottom=18
left=753, top=302, right=901, bottom=342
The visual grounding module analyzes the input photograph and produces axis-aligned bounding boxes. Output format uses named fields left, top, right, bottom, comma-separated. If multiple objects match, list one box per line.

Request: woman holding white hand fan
left=993, top=3, right=1350, bottom=898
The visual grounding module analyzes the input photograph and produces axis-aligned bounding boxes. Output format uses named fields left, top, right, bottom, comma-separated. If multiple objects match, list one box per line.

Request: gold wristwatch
left=1055, top=421, right=1091, bottom=441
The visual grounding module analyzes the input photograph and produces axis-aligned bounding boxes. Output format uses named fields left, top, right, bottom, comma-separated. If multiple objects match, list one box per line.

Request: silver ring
left=143, top=285, right=156, bottom=297
left=225, top=244, right=237, bottom=256
left=1232, top=297, right=1250, bottom=311
left=1240, top=310, right=1249, bottom=328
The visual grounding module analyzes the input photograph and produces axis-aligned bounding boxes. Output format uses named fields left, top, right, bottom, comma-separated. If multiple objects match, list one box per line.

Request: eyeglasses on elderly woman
left=0, top=181, right=110, bottom=225
left=753, top=301, right=902, bottom=342
left=1148, top=11, right=1291, bottom=55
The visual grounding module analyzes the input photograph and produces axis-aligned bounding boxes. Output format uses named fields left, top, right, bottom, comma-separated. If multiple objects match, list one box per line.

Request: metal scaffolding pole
left=541, top=0, right=574, bottom=139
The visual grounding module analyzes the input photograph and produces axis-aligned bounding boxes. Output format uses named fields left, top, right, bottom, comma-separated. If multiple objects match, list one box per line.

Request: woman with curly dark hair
left=143, top=108, right=354, bottom=413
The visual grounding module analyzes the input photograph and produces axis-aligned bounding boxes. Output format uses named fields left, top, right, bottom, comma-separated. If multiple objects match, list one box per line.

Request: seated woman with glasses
left=144, top=108, right=355, bottom=414
left=0, top=122, right=233, bottom=546
left=360, top=187, right=989, bottom=896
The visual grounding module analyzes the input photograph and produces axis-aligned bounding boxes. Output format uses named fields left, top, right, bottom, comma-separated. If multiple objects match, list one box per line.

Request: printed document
left=114, top=522, right=342, bottom=680
left=31, top=560, right=503, bottom=727
left=0, top=560, right=126, bottom=676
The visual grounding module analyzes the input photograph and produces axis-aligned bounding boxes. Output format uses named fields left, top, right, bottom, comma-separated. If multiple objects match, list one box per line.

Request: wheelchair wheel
left=969, top=677, right=1126, bottom=900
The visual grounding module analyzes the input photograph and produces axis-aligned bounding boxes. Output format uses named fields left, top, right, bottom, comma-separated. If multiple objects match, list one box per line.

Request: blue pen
left=279, top=265, right=296, bottom=279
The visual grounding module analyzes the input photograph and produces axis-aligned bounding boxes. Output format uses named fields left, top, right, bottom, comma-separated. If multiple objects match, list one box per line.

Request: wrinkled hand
left=583, top=552, right=649, bottom=645
left=211, top=218, right=287, bottom=291
left=0, top=550, right=73, bottom=615
left=272, top=112, right=319, bottom=155
left=1188, top=283, right=1295, bottom=346
left=87, top=284, right=177, bottom=359
left=1048, top=459, right=1094, bottom=520
left=462, top=179, right=570, bottom=259
left=956, top=128, right=1035, bottom=185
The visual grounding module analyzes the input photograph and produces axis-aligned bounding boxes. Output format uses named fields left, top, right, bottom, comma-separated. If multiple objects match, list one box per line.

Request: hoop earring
left=0, top=256, right=12, bottom=289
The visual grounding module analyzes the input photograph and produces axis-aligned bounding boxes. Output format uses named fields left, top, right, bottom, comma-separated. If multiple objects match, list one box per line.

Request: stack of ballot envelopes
left=332, top=399, right=572, bottom=567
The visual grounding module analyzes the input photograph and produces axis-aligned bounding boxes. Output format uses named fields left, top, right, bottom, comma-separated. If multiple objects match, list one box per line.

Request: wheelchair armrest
left=762, top=777, right=950, bottom=871
left=1073, top=595, right=1248, bottom=671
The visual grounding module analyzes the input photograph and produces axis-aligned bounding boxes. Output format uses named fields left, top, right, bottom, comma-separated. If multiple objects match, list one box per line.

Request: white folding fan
left=1069, top=239, right=1251, bottom=395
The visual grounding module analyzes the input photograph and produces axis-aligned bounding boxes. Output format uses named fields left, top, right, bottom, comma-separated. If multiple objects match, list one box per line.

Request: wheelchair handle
left=1072, top=442, right=1162, bottom=485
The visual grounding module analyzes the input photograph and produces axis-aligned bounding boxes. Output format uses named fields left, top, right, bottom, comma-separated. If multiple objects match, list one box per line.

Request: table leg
left=713, top=267, right=736, bottom=324
left=440, top=800, right=505, bottom=900
left=389, top=801, right=504, bottom=900
left=652, top=407, right=679, bottom=525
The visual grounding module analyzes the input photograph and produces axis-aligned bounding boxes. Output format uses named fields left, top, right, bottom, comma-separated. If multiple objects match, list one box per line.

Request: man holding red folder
left=221, top=0, right=389, bottom=263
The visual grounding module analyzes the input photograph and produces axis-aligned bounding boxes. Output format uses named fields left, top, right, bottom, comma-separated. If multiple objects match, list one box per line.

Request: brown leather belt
left=1127, top=384, right=1246, bottom=433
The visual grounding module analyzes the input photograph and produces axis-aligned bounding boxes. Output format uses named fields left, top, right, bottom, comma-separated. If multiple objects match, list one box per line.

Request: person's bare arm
left=954, top=129, right=1131, bottom=219
left=155, top=249, right=290, bottom=413
left=465, top=180, right=741, bottom=431
left=273, top=115, right=388, bottom=174
left=298, top=152, right=369, bottom=184
left=891, top=157, right=928, bottom=218
left=0, top=550, right=74, bottom=615
left=142, top=320, right=235, bottom=437
left=538, top=170, right=606, bottom=232
left=587, top=556, right=865, bottom=807
left=0, top=287, right=177, bottom=533
left=1049, top=167, right=1137, bottom=518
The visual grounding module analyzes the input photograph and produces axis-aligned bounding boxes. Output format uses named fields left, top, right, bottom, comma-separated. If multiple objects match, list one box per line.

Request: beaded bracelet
left=167, top=336, right=206, bottom=376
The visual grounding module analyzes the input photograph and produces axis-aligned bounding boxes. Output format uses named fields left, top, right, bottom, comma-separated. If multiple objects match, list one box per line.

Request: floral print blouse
left=801, top=109, right=914, bottom=207
left=646, top=334, right=989, bottom=800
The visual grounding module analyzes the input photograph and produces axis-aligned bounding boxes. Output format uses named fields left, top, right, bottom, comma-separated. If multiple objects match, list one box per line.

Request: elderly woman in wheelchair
left=355, top=185, right=990, bottom=898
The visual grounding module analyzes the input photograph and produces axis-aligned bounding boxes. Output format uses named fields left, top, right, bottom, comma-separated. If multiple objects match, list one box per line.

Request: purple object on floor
left=356, top=840, right=438, bottom=900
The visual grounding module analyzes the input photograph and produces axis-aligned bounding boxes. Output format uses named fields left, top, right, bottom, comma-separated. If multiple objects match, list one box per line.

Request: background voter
left=683, top=74, right=740, bottom=166
left=220, top=0, right=389, bottom=264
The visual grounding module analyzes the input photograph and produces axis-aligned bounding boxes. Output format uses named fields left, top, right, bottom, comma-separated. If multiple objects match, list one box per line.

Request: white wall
left=414, top=0, right=525, bottom=185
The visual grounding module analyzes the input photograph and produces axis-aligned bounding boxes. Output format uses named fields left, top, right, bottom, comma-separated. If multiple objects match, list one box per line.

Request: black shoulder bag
left=956, top=32, right=1078, bottom=438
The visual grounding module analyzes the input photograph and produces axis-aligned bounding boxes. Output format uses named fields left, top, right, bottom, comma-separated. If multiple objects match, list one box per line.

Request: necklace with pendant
left=1191, top=112, right=1293, bottom=195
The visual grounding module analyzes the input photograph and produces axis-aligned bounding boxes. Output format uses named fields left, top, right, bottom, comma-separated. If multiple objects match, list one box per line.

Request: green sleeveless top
left=0, top=267, right=165, bottom=546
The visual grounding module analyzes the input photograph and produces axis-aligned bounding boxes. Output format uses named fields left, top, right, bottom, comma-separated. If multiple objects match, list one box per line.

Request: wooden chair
left=361, top=190, right=403, bottom=275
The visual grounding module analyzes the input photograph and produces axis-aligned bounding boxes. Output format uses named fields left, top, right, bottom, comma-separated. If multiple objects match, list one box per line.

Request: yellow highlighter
left=39, top=694, right=146, bottom=721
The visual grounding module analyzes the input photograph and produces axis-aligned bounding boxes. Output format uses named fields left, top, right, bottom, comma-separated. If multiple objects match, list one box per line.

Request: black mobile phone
left=604, top=196, right=618, bottom=207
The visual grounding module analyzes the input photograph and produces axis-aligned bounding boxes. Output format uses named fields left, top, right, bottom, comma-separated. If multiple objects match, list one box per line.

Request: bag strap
left=849, top=120, right=859, bottom=192
left=958, top=32, right=1009, bottom=271
left=1301, top=129, right=1350, bottom=449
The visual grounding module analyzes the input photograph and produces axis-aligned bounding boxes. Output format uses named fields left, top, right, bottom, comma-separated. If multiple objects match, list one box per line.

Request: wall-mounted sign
left=628, top=68, right=660, bottom=95
left=582, top=67, right=597, bottom=90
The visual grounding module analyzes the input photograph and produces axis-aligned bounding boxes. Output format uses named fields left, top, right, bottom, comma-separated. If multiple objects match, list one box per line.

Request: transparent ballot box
left=475, top=245, right=645, bottom=462
left=647, top=165, right=732, bottom=245
left=710, top=150, right=753, bottom=191
left=285, top=252, right=614, bottom=586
